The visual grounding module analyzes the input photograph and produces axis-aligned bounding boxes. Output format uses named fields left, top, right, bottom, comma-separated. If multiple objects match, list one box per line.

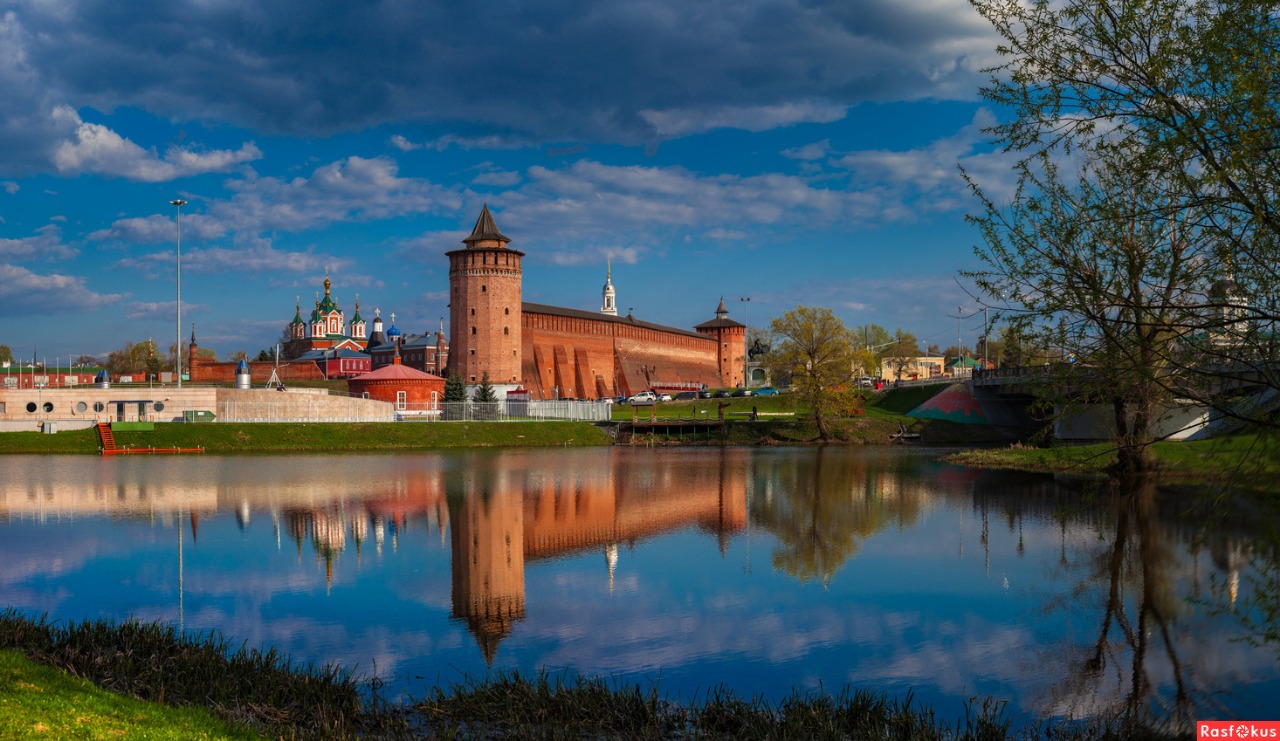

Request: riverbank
left=0, top=610, right=1150, bottom=740
left=942, top=433, right=1280, bottom=489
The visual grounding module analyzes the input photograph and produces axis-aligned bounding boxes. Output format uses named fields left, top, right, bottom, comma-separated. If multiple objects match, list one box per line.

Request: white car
left=628, top=391, right=658, bottom=405
left=658, top=393, right=673, bottom=402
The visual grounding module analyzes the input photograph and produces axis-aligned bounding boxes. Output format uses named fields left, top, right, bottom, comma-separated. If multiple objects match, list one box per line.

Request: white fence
left=398, top=400, right=610, bottom=422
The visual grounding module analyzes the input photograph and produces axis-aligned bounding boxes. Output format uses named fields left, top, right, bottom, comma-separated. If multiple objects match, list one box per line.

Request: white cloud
left=640, top=102, right=847, bottom=138
left=0, top=224, right=76, bottom=260
left=51, top=107, right=261, bottom=181
left=1, top=181, right=17, bottom=194
left=783, top=140, right=831, bottom=161
left=0, top=263, right=124, bottom=315
left=389, top=134, right=421, bottom=152
left=123, top=300, right=208, bottom=321
left=472, top=170, right=521, bottom=187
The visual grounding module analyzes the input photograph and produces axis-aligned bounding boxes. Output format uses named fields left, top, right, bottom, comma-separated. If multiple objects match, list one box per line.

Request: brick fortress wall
left=188, top=352, right=325, bottom=384
left=520, top=308, right=725, bottom=400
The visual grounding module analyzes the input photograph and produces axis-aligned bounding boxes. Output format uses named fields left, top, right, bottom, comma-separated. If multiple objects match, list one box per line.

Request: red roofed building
left=347, top=352, right=445, bottom=415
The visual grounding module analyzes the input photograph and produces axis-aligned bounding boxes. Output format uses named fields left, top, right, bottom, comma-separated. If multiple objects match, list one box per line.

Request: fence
left=398, top=400, right=611, bottom=422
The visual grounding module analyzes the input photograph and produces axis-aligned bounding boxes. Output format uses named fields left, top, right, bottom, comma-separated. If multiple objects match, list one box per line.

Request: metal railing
left=399, top=400, right=611, bottom=422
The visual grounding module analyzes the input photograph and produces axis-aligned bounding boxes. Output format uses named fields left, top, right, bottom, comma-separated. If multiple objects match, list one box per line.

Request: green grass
left=943, top=432, right=1280, bottom=488
left=872, top=384, right=950, bottom=415
left=0, top=650, right=259, bottom=740
left=0, top=421, right=611, bottom=454
left=0, top=611, right=1162, bottom=740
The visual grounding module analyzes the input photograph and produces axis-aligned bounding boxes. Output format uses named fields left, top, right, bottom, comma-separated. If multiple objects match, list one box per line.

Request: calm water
left=1, top=447, right=1276, bottom=726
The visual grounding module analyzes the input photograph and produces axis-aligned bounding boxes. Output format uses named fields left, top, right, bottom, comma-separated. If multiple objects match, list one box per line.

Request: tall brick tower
left=447, top=205, right=524, bottom=386
left=694, top=297, right=747, bottom=388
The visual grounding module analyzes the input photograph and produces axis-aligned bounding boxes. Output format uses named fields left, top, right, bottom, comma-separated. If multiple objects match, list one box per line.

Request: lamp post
left=739, top=297, right=750, bottom=388
left=171, top=199, right=187, bottom=388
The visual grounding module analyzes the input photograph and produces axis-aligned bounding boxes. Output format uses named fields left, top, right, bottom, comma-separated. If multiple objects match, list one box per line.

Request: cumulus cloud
left=0, top=224, right=76, bottom=260
left=89, top=156, right=461, bottom=246
left=0, top=263, right=124, bottom=315
left=389, top=135, right=421, bottom=152
left=123, top=300, right=208, bottom=321
left=1, top=181, right=17, bottom=194
left=117, top=239, right=350, bottom=278
left=51, top=107, right=261, bottom=181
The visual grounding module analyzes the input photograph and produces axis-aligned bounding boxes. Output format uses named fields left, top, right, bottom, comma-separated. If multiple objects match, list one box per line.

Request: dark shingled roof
left=464, top=203, right=511, bottom=245
left=522, top=302, right=713, bottom=341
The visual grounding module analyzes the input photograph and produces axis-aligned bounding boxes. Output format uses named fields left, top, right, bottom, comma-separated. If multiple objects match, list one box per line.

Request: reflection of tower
left=1211, top=536, right=1251, bottom=609
left=450, top=487, right=526, bottom=664
left=606, top=543, right=618, bottom=593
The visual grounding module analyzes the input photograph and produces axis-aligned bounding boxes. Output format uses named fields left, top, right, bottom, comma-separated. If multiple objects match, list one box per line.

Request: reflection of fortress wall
left=523, top=449, right=749, bottom=559
left=450, top=481, right=526, bottom=664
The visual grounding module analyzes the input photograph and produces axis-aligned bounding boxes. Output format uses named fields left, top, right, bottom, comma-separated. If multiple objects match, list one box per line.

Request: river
left=0, top=446, right=1276, bottom=729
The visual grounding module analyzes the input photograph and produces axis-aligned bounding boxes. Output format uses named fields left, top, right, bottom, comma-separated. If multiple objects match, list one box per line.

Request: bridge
left=893, top=364, right=1277, bottom=441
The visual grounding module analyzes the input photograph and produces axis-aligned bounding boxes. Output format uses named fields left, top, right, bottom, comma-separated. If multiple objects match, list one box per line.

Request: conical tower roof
left=463, top=203, right=511, bottom=246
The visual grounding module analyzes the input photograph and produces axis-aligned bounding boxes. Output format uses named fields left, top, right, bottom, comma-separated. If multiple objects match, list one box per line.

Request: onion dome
left=386, top=312, right=402, bottom=339
left=291, top=297, right=304, bottom=325
left=318, top=269, right=339, bottom=313
left=235, top=360, right=250, bottom=374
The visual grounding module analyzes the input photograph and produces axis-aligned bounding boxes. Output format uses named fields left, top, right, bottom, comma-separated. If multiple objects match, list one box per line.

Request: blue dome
left=235, top=360, right=250, bottom=373
left=386, top=324, right=402, bottom=337
left=95, top=370, right=109, bottom=382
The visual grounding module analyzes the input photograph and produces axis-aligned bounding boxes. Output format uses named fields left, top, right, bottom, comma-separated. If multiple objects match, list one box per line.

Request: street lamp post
left=739, top=297, right=750, bottom=388
left=171, top=199, right=187, bottom=388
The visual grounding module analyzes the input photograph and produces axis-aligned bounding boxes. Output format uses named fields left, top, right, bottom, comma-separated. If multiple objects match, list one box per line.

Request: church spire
left=601, top=259, right=618, bottom=316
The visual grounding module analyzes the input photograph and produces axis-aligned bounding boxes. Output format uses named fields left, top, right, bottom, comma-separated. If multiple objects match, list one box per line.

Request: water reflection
left=0, top=449, right=1275, bottom=725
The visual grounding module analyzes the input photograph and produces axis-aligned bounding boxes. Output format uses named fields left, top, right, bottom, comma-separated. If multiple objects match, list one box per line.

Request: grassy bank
left=0, top=609, right=1160, bottom=740
left=0, top=421, right=610, bottom=455
left=943, top=433, right=1280, bottom=487
left=0, top=650, right=257, bottom=740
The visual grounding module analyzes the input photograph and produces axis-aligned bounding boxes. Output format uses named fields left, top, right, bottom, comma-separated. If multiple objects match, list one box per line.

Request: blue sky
left=0, top=0, right=1017, bottom=362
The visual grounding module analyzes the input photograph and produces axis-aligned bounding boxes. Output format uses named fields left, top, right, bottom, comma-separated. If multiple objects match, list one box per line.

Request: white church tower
left=601, top=261, right=618, bottom=316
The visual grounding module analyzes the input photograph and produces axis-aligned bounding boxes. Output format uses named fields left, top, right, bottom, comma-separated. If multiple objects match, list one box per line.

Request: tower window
left=470, top=308, right=475, bottom=315
left=482, top=285, right=487, bottom=292
left=504, top=307, right=509, bottom=315
left=471, top=327, right=477, bottom=335
left=504, top=327, right=509, bottom=335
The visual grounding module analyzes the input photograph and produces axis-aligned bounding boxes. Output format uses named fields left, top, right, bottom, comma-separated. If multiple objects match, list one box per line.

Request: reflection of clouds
left=1, top=448, right=1277, bottom=724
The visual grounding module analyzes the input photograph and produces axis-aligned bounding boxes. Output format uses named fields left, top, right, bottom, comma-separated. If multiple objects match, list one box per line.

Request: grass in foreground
left=0, top=609, right=1166, bottom=740
left=0, top=650, right=257, bottom=740
left=0, top=420, right=610, bottom=454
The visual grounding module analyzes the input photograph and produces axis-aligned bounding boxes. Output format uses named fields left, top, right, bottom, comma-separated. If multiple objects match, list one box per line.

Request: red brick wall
left=448, top=247, right=523, bottom=385
left=347, top=377, right=445, bottom=407
left=188, top=353, right=325, bottom=383
left=521, top=310, right=725, bottom=400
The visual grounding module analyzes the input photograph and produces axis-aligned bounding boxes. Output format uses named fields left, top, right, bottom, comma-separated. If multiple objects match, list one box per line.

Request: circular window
left=42, top=402, right=53, bottom=413
left=25, top=402, right=36, bottom=413
left=76, top=402, right=88, bottom=413
left=93, top=402, right=105, bottom=413
left=154, top=402, right=165, bottom=412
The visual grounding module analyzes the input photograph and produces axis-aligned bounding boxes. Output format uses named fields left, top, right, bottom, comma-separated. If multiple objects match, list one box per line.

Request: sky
left=0, top=0, right=1020, bottom=363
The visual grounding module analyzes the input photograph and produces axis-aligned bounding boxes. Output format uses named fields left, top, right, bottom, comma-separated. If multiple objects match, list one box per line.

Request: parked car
left=712, top=389, right=732, bottom=398
left=627, top=391, right=658, bottom=405
left=698, top=390, right=714, bottom=399
left=658, top=393, right=673, bottom=402
left=673, top=391, right=698, bottom=401
left=731, top=388, right=752, bottom=397
left=752, top=386, right=779, bottom=396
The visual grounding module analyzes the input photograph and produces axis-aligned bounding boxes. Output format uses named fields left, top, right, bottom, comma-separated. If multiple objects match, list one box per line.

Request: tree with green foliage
left=881, top=331, right=921, bottom=383
left=0, top=345, right=12, bottom=364
left=970, top=0, right=1280, bottom=437
left=473, top=371, right=500, bottom=420
left=766, top=306, right=857, bottom=442
left=443, top=369, right=467, bottom=420
left=967, top=147, right=1211, bottom=474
